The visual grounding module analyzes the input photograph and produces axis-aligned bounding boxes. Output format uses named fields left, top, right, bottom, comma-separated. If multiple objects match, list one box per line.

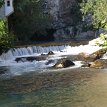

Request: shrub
left=0, top=20, right=14, bottom=55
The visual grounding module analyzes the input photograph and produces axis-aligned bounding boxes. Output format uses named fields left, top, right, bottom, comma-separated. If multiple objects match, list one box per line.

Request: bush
left=8, top=0, right=52, bottom=42
left=0, top=20, right=14, bottom=55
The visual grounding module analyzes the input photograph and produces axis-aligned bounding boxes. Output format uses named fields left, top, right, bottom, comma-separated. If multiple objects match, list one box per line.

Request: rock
left=81, top=62, right=91, bottom=68
left=78, top=49, right=106, bottom=62
left=89, top=60, right=103, bottom=69
left=54, top=59, right=75, bottom=68
left=75, top=31, right=95, bottom=40
left=45, top=60, right=54, bottom=65
left=48, top=51, right=54, bottom=55
left=88, top=49, right=106, bottom=61
left=78, top=52, right=89, bottom=60
left=89, top=59, right=107, bottom=69
left=0, top=66, right=8, bottom=74
left=15, top=56, right=46, bottom=62
left=15, top=57, right=23, bottom=62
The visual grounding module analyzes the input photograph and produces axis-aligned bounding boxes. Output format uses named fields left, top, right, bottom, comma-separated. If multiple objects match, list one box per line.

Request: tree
left=0, top=1, right=14, bottom=54
left=0, top=0, right=4, bottom=8
left=80, top=0, right=107, bottom=30
left=9, top=0, right=52, bottom=42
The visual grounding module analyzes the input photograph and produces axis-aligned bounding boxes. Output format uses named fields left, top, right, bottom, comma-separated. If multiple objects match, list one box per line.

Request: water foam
left=0, top=43, right=102, bottom=77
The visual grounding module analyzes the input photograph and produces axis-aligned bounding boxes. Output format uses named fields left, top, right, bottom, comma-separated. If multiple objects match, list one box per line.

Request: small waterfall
left=0, top=45, right=67, bottom=60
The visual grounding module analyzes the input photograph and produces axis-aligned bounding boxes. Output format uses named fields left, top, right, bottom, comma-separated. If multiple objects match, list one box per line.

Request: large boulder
left=82, top=59, right=107, bottom=69
left=89, top=59, right=107, bottom=69
left=54, top=59, right=75, bottom=68
left=78, top=49, right=106, bottom=62
left=78, top=52, right=89, bottom=61
left=89, top=60, right=103, bottom=69
left=88, top=49, right=106, bottom=61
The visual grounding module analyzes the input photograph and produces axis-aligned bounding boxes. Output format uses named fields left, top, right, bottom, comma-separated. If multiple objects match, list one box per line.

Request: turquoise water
left=0, top=68, right=107, bottom=107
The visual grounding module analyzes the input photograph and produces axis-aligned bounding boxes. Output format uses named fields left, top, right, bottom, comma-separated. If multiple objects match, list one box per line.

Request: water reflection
left=0, top=69, right=107, bottom=107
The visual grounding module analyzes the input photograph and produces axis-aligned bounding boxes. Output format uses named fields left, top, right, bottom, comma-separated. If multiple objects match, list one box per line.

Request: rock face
left=44, top=0, right=96, bottom=40
left=54, top=59, right=75, bottom=68
left=44, top=0, right=94, bottom=40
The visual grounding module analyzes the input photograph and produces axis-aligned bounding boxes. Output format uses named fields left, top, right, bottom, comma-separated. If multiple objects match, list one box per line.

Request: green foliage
left=80, top=0, right=107, bottom=30
left=0, top=0, right=4, bottom=8
left=98, top=33, right=107, bottom=49
left=9, top=0, right=52, bottom=41
left=0, top=20, right=14, bottom=54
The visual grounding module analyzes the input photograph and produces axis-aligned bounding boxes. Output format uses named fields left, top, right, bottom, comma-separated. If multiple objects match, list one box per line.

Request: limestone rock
left=89, top=59, right=107, bottom=69
left=89, top=60, right=103, bottom=69
left=88, top=49, right=106, bottom=61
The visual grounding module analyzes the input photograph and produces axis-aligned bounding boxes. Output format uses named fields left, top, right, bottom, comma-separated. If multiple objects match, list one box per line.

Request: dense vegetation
left=80, top=0, right=107, bottom=48
left=0, top=2, right=14, bottom=54
left=1, top=0, right=107, bottom=54
left=80, top=0, right=107, bottom=30
left=9, top=0, right=53, bottom=42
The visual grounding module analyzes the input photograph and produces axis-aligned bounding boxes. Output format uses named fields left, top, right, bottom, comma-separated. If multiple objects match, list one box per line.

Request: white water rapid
left=0, top=42, right=103, bottom=78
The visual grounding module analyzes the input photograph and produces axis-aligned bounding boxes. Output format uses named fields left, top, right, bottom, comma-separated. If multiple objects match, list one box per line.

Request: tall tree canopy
left=0, top=0, right=14, bottom=54
left=9, top=0, right=52, bottom=41
left=0, top=0, right=4, bottom=8
left=80, top=0, right=107, bottom=30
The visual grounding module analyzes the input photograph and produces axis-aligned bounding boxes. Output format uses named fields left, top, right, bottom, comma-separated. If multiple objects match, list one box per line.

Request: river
left=0, top=68, right=107, bottom=107
left=0, top=41, right=107, bottom=107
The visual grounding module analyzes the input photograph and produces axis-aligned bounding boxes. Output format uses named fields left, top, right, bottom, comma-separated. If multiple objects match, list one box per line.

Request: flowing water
left=0, top=68, right=107, bottom=107
left=0, top=43, right=107, bottom=107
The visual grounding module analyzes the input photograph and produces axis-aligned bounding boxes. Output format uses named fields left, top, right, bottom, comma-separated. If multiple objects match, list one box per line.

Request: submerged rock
left=54, top=59, right=75, bottom=68
left=45, top=60, right=55, bottom=65
left=15, top=56, right=46, bottom=62
left=48, top=51, right=54, bottom=55
left=0, top=66, right=9, bottom=74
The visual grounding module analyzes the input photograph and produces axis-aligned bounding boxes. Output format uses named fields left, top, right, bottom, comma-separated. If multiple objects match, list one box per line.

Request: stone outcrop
left=78, top=49, right=106, bottom=62
left=44, top=0, right=95, bottom=40
left=43, top=0, right=97, bottom=41
left=89, top=60, right=103, bottom=69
